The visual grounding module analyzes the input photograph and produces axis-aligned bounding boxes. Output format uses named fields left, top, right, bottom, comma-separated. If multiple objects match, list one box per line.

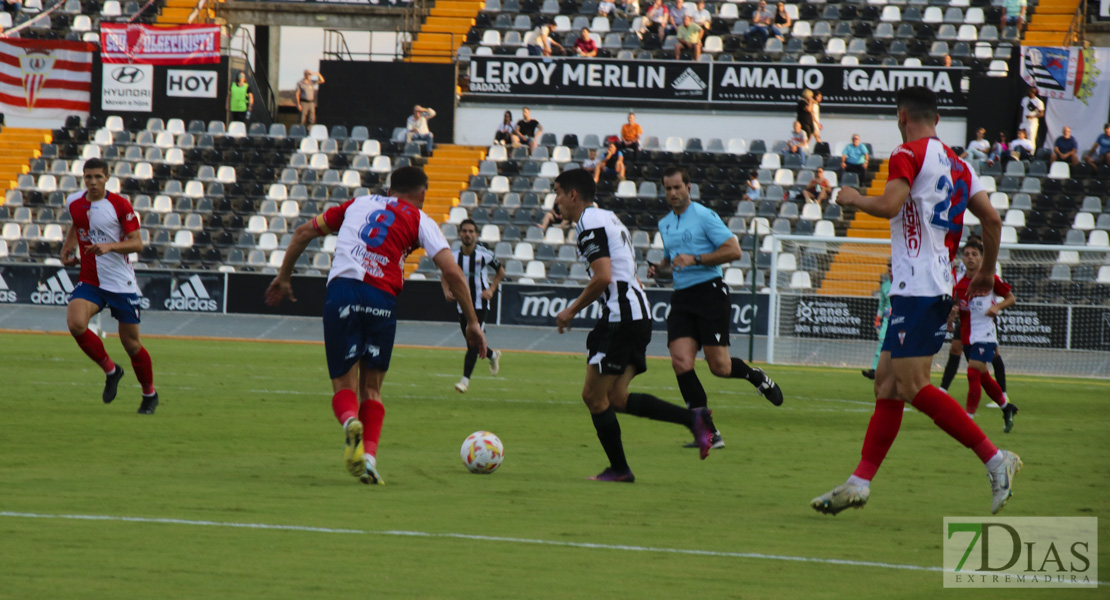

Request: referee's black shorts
left=667, top=278, right=732, bottom=347
left=587, top=319, right=652, bottom=376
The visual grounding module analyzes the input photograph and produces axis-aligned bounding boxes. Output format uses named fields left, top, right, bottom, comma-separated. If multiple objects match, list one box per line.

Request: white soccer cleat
left=455, top=378, right=469, bottom=394
left=811, top=482, right=870, bottom=515
left=360, top=454, right=384, bottom=485
left=489, top=350, right=502, bottom=376
left=988, top=450, right=1022, bottom=514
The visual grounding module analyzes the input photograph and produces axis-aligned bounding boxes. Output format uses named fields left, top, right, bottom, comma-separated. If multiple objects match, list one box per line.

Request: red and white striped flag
left=0, top=39, right=94, bottom=124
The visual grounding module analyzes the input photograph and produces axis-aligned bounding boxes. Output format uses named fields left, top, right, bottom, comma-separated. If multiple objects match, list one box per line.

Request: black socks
left=591, top=407, right=628, bottom=472
left=625, top=393, right=697, bottom=429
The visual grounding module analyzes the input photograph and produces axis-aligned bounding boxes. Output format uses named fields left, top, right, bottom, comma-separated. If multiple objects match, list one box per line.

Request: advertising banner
left=101, top=63, right=153, bottom=112
left=467, top=56, right=966, bottom=112
left=0, top=39, right=94, bottom=125
left=165, top=69, right=219, bottom=98
left=0, top=265, right=228, bottom=313
left=100, top=24, right=221, bottom=65
left=790, top=295, right=878, bottom=341
left=995, top=304, right=1069, bottom=349
left=497, top=283, right=769, bottom=335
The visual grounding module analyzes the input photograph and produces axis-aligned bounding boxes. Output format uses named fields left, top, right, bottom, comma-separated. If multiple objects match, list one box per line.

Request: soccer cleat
left=810, top=482, right=871, bottom=515
left=455, top=379, right=468, bottom=394
left=683, top=431, right=725, bottom=449
left=988, top=450, right=1022, bottom=514
left=861, top=369, right=876, bottom=380
left=137, top=392, right=158, bottom=415
left=103, top=366, right=125, bottom=404
left=359, top=454, right=384, bottom=485
left=752, top=368, right=784, bottom=406
left=489, top=350, right=502, bottom=375
left=1002, top=403, right=1019, bottom=433
left=692, top=407, right=714, bottom=460
left=343, top=418, right=366, bottom=479
left=587, top=467, right=635, bottom=482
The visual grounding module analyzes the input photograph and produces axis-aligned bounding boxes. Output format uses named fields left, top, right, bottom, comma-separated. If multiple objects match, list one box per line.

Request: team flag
left=0, top=39, right=94, bottom=122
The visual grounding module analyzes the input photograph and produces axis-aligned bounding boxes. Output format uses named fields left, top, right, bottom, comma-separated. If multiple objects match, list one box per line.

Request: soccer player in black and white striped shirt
left=552, top=169, right=714, bottom=482
left=442, top=219, right=504, bottom=393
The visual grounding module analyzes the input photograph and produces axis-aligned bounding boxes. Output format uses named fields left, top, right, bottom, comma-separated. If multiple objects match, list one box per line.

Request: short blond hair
left=801, top=89, right=814, bottom=100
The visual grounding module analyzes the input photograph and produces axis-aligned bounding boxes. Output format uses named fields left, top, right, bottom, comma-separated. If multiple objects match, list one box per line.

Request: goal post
left=766, top=235, right=1110, bottom=379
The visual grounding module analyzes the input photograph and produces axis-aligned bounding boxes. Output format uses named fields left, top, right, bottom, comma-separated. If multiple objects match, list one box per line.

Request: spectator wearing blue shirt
left=1053, top=126, right=1079, bottom=167
left=648, top=166, right=784, bottom=450
left=1085, top=123, right=1110, bottom=167
left=841, top=134, right=869, bottom=182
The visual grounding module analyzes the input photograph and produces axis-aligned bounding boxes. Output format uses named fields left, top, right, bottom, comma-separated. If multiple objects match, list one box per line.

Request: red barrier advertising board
left=101, top=24, right=220, bottom=65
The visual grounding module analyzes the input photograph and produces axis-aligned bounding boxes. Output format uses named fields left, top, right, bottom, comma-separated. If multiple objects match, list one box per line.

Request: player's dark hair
left=389, top=166, right=428, bottom=194
left=554, top=168, right=596, bottom=201
left=82, top=157, right=109, bottom=175
left=662, top=166, right=689, bottom=185
left=459, top=218, right=477, bottom=231
left=963, top=238, right=984, bottom=254
left=895, top=86, right=938, bottom=123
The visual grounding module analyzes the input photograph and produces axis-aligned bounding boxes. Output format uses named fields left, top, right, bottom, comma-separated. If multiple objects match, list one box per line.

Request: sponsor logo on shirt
left=903, top=200, right=922, bottom=258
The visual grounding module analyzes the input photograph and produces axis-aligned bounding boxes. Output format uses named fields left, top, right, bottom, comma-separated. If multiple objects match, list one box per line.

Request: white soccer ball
left=460, top=431, right=504, bottom=474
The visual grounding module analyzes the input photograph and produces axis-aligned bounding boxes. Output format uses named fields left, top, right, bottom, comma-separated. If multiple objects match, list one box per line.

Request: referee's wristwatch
left=694, top=254, right=702, bottom=265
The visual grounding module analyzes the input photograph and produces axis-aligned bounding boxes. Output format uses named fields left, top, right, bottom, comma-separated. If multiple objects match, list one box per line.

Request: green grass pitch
left=1, top=331, right=1107, bottom=599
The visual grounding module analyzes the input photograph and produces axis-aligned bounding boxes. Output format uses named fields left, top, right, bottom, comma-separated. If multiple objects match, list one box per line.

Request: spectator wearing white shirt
left=692, top=0, right=712, bottom=32
left=1010, top=128, right=1035, bottom=161
left=964, top=128, right=990, bottom=161
left=1017, top=88, right=1044, bottom=147
left=406, top=105, right=436, bottom=152
left=785, top=120, right=808, bottom=160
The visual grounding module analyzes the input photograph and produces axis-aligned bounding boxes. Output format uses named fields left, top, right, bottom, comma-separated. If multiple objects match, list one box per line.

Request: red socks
left=331, top=389, right=358, bottom=425
left=853, top=398, right=904, bottom=481
left=359, top=399, right=385, bottom=457
left=981, top=372, right=1006, bottom=407
left=75, top=329, right=115, bottom=373
left=966, top=369, right=982, bottom=415
left=912, top=385, right=998, bottom=463
left=129, top=347, right=155, bottom=395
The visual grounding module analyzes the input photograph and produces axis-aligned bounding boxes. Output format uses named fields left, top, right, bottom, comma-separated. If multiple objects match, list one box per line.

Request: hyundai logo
left=111, top=66, right=144, bottom=84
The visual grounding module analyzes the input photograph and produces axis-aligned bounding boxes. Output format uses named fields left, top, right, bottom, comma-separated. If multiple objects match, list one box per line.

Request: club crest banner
left=100, top=24, right=221, bottom=65
left=0, top=39, right=93, bottom=124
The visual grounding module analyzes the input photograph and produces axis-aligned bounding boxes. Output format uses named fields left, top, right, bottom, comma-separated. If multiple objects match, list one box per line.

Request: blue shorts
left=323, top=278, right=397, bottom=379
left=70, top=281, right=142, bottom=324
left=882, top=295, right=953, bottom=359
left=963, top=342, right=998, bottom=364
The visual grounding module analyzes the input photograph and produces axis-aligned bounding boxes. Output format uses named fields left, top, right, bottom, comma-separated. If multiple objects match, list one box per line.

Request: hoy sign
left=166, top=69, right=217, bottom=98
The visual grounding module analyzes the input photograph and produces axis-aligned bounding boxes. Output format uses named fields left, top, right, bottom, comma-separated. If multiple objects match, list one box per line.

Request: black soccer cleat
left=137, top=392, right=159, bottom=415
left=1002, top=403, right=1019, bottom=433
left=752, top=368, right=784, bottom=406
left=861, top=369, right=876, bottom=380
left=103, top=366, right=125, bottom=404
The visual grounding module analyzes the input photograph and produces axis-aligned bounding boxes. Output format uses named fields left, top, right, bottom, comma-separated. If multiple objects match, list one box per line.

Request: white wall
left=455, top=103, right=968, bottom=157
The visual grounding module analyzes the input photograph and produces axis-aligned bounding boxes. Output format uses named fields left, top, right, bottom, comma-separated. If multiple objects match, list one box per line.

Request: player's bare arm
left=672, top=236, right=742, bottom=270
left=482, top=264, right=506, bottom=301
left=557, top=256, right=611, bottom=333
left=61, top=225, right=79, bottom=266
left=986, top=291, right=1017, bottom=318
left=965, top=190, right=1002, bottom=298
left=440, top=274, right=455, bottom=301
left=86, top=229, right=142, bottom=257
left=835, top=178, right=910, bottom=219
left=647, top=255, right=671, bottom=278
left=265, top=219, right=323, bottom=305
left=435, top=248, right=488, bottom=358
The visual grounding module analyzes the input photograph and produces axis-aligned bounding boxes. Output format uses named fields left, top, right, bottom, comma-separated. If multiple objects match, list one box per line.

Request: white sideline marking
left=5, top=510, right=1104, bottom=585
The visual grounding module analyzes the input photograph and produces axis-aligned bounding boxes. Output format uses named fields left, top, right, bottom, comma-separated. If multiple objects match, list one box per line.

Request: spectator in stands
left=1010, top=128, right=1035, bottom=160
left=693, top=0, right=712, bottom=32
left=228, top=72, right=254, bottom=124
left=295, top=69, right=325, bottom=128
left=963, top=127, right=990, bottom=161
left=540, top=206, right=569, bottom=232
left=796, top=89, right=816, bottom=141
left=1085, top=123, right=1110, bottom=167
left=1000, top=0, right=1026, bottom=30
left=620, top=0, right=639, bottom=16
left=670, top=0, right=697, bottom=24
left=598, top=0, right=618, bottom=16
left=942, top=54, right=953, bottom=67
left=524, top=24, right=563, bottom=57
left=771, top=1, right=791, bottom=42
left=3, top=0, right=21, bottom=15
left=575, top=27, right=599, bottom=57
left=674, top=14, right=703, bottom=60
left=802, top=167, right=831, bottom=204
left=987, top=131, right=1011, bottom=167
left=582, top=148, right=601, bottom=172
left=841, top=134, right=869, bottom=181
left=646, top=0, right=670, bottom=40
left=785, top=120, right=808, bottom=159
left=594, top=142, right=626, bottom=182
left=493, top=110, right=515, bottom=146
left=742, top=169, right=761, bottom=202
left=514, top=107, right=542, bottom=151
left=811, top=92, right=823, bottom=144
left=1017, top=88, right=1044, bottom=147
left=747, top=0, right=776, bottom=46
left=620, top=112, right=643, bottom=152
left=406, top=105, right=436, bottom=152
left=1051, top=126, right=1079, bottom=167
